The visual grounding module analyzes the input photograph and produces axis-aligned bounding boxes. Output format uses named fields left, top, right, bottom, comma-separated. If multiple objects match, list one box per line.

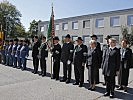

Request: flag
left=47, top=5, right=55, bottom=40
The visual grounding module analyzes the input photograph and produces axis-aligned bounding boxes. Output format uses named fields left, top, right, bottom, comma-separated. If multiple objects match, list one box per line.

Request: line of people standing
left=31, top=34, right=132, bottom=98
left=1, top=39, right=29, bottom=70
left=1, top=34, right=132, bottom=99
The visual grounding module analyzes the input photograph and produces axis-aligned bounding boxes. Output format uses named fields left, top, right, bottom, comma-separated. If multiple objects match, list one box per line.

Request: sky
left=2, top=0, right=133, bottom=31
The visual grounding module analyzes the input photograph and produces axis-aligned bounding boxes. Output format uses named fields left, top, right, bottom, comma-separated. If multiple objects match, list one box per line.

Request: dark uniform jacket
left=32, top=41, right=41, bottom=58
left=96, top=42, right=101, bottom=50
left=87, top=48, right=102, bottom=68
left=102, top=47, right=120, bottom=76
left=120, top=48, right=132, bottom=69
left=39, top=43, right=48, bottom=59
left=61, top=42, right=74, bottom=63
left=52, top=43, right=61, bottom=62
left=12, top=44, right=18, bottom=56
left=73, top=44, right=88, bottom=64
left=16, top=44, right=23, bottom=57
left=7, top=44, right=13, bottom=56
left=20, top=44, right=29, bottom=58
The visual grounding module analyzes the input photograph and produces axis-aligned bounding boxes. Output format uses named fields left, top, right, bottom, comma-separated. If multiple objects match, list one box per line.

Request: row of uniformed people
left=31, top=34, right=132, bottom=98
left=1, top=39, right=29, bottom=70
left=32, top=35, right=132, bottom=98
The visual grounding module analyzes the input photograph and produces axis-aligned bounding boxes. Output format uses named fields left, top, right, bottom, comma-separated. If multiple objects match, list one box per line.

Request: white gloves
left=67, top=60, right=71, bottom=65
left=55, top=50, right=59, bottom=54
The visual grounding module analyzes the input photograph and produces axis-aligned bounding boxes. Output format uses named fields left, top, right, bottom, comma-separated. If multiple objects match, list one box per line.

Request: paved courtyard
left=0, top=51, right=133, bottom=100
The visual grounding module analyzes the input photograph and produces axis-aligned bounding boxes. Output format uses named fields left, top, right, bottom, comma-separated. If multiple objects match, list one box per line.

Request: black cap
left=90, top=34, right=98, bottom=39
left=5, top=40, right=9, bottom=42
left=42, top=36, right=46, bottom=39
left=34, top=36, right=38, bottom=39
left=23, top=40, right=27, bottom=43
left=65, top=34, right=71, bottom=38
left=10, top=40, right=13, bottom=42
left=105, top=35, right=112, bottom=40
left=76, top=37, right=83, bottom=41
left=53, top=36, right=59, bottom=41
left=14, top=38, right=18, bottom=42
left=19, top=40, right=23, bottom=42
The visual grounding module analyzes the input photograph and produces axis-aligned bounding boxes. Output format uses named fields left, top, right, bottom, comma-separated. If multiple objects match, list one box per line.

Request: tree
left=15, top=23, right=26, bottom=37
left=121, top=25, right=133, bottom=47
left=0, top=0, right=22, bottom=39
left=28, top=20, right=41, bottom=38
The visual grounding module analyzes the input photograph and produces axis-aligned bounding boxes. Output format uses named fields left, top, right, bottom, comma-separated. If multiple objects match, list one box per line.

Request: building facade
left=38, top=8, right=133, bottom=45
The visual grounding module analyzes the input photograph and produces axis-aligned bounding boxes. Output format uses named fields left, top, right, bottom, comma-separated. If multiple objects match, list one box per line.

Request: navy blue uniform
left=15, top=44, right=23, bottom=68
left=20, top=44, right=29, bottom=70
left=12, top=44, right=18, bottom=67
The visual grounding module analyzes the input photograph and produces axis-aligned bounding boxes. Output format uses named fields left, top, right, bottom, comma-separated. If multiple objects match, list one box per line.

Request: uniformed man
left=90, top=34, right=102, bottom=84
left=102, top=35, right=112, bottom=51
left=32, top=36, right=41, bottom=74
left=60, top=34, right=74, bottom=84
left=51, top=36, right=61, bottom=80
left=117, top=39, right=132, bottom=92
left=38, top=36, right=48, bottom=77
left=20, top=40, right=29, bottom=71
left=102, top=38, right=120, bottom=98
left=73, top=37, right=88, bottom=87
left=102, top=35, right=112, bottom=86
left=16, top=40, right=23, bottom=69
left=12, top=39, right=18, bottom=68
left=90, top=34, right=101, bottom=50
left=2, top=40, right=9, bottom=64
left=5, top=40, right=9, bottom=66
left=6, top=40, right=13, bottom=66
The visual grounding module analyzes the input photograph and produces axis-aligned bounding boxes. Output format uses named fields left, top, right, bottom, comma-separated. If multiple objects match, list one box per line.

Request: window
left=62, top=23, right=68, bottom=30
left=110, top=16, right=120, bottom=27
left=127, top=15, right=133, bottom=26
left=83, top=20, right=90, bottom=28
left=111, top=35, right=119, bottom=43
left=83, top=35, right=91, bottom=46
left=45, top=25, right=49, bottom=31
left=40, top=26, right=44, bottom=32
left=72, top=21, right=78, bottom=29
left=96, top=18, right=104, bottom=28
left=72, top=36, right=78, bottom=41
left=97, top=35, right=103, bottom=43
left=55, top=24, right=59, bottom=30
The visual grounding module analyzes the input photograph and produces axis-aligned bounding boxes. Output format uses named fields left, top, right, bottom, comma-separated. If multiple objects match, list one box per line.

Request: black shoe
left=56, top=78, right=59, bottom=81
left=60, top=79, right=67, bottom=82
left=104, top=92, right=110, bottom=96
left=79, top=83, right=83, bottom=87
left=51, top=76, right=55, bottom=79
left=32, top=70, right=35, bottom=73
left=42, top=74, right=46, bottom=77
left=33, top=72, right=38, bottom=74
left=117, top=86, right=123, bottom=90
left=91, top=88, right=95, bottom=91
left=110, top=94, right=114, bottom=98
left=124, top=89, right=127, bottom=92
left=17, top=67, right=21, bottom=69
left=66, top=79, right=70, bottom=84
left=39, top=73, right=42, bottom=76
left=13, top=66, right=16, bottom=68
left=21, top=67, right=26, bottom=71
left=88, top=87, right=92, bottom=90
left=73, top=82, right=79, bottom=85
left=102, top=82, right=106, bottom=86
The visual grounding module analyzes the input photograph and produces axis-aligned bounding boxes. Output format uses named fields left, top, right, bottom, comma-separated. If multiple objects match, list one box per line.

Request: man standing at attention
left=60, top=34, right=74, bottom=84
left=102, top=38, right=120, bottom=98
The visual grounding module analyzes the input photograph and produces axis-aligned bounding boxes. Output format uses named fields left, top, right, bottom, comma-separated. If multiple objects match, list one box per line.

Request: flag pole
left=50, top=3, right=55, bottom=78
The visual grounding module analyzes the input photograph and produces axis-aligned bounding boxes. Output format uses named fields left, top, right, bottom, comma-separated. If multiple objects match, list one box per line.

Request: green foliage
left=28, top=20, right=41, bottom=37
left=121, top=25, right=133, bottom=47
left=0, top=0, right=22, bottom=38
